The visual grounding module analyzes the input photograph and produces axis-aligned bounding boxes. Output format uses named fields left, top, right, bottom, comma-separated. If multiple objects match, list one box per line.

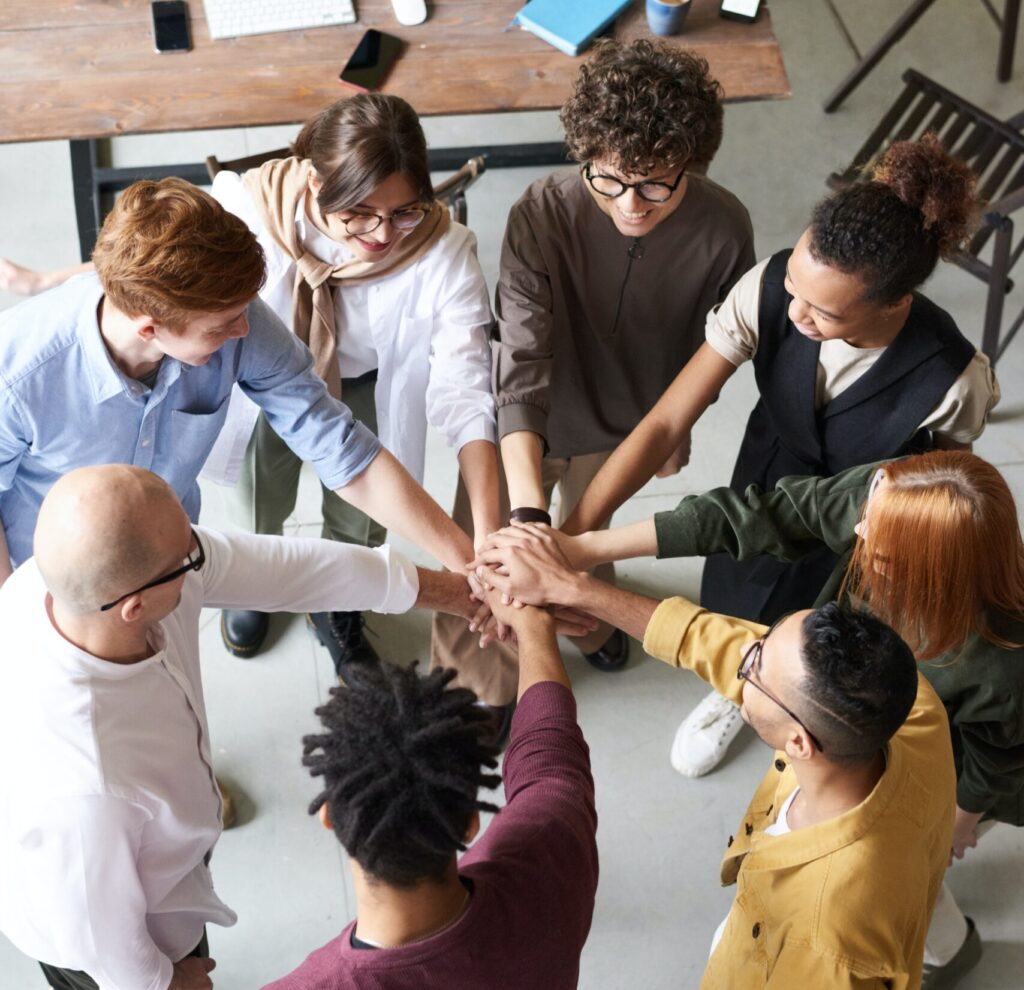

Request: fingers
left=468, top=599, right=491, bottom=633
left=550, top=606, right=599, bottom=632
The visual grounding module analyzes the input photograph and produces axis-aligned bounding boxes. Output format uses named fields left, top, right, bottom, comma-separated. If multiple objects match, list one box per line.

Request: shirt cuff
left=955, top=777, right=997, bottom=816
left=654, top=502, right=703, bottom=559
left=496, top=401, right=549, bottom=445
left=451, top=416, right=497, bottom=452
left=642, top=596, right=705, bottom=667
left=375, top=545, right=420, bottom=614
left=315, top=422, right=383, bottom=491
left=704, top=326, right=747, bottom=368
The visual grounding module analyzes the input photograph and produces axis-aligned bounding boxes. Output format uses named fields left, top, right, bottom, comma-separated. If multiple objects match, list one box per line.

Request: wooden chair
left=205, top=150, right=486, bottom=225
left=827, top=69, right=1024, bottom=365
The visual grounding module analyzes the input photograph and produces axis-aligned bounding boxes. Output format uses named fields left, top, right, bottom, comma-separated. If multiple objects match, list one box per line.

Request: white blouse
left=204, top=171, right=496, bottom=485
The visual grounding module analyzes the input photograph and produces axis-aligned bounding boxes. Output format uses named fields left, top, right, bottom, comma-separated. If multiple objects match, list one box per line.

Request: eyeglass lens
left=344, top=209, right=427, bottom=235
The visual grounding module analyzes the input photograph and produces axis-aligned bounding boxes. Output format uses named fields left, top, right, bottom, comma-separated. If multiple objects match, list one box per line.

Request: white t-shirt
left=705, top=259, right=1000, bottom=444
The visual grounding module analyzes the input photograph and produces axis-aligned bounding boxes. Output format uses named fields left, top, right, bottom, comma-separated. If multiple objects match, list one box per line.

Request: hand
left=654, top=434, right=692, bottom=479
left=169, top=956, right=216, bottom=990
left=0, top=258, right=48, bottom=296
left=466, top=572, right=509, bottom=647
left=468, top=522, right=581, bottom=608
left=950, top=806, right=984, bottom=864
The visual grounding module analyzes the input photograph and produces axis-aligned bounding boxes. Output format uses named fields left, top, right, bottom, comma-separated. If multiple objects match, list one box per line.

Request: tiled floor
left=2, top=1, right=1024, bottom=987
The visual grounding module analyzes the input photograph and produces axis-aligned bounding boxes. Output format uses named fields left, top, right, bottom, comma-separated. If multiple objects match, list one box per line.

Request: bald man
left=0, top=465, right=482, bottom=990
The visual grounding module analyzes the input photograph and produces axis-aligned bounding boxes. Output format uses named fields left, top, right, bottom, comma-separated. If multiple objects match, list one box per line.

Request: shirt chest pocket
left=168, top=397, right=230, bottom=487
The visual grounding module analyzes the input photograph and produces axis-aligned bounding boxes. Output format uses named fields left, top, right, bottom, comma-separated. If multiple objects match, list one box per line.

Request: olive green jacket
left=655, top=462, right=1024, bottom=825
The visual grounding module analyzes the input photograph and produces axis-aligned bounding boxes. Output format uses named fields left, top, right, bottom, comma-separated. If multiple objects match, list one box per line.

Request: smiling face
left=785, top=230, right=911, bottom=349
left=584, top=159, right=688, bottom=238
left=307, top=170, right=423, bottom=263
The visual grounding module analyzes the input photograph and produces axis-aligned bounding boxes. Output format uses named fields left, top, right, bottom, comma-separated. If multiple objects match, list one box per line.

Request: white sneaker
left=670, top=690, right=745, bottom=778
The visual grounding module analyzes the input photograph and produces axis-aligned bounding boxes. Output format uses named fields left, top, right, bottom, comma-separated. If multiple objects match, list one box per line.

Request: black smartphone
left=339, top=30, right=405, bottom=92
left=152, top=0, right=192, bottom=53
left=720, top=0, right=762, bottom=23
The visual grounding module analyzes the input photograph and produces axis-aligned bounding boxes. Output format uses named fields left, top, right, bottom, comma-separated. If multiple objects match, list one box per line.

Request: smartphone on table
left=339, top=30, right=405, bottom=92
left=151, top=0, right=192, bottom=53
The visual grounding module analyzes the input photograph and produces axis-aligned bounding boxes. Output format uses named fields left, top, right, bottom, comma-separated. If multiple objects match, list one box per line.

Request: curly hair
left=92, top=178, right=266, bottom=329
left=798, top=604, right=918, bottom=766
left=303, top=662, right=501, bottom=888
left=560, top=39, right=723, bottom=173
left=809, top=134, right=979, bottom=303
left=293, top=94, right=434, bottom=217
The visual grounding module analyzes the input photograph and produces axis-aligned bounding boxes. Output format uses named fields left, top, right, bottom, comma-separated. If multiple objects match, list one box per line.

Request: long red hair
left=842, top=451, right=1024, bottom=659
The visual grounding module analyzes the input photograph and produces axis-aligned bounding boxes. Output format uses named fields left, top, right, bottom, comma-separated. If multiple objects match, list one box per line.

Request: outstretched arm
left=0, top=259, right=93, bottom=296
left=561, top=343, right=737, bottom=534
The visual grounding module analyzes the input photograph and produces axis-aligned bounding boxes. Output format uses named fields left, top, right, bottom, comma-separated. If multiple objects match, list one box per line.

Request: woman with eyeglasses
left=561, top=134, right=999, bottom=776
left=198, top=94, right=500, bottom=673
left=534, top=448, right=1023, bottom=984
left=476, top=38, right=754, bottom=708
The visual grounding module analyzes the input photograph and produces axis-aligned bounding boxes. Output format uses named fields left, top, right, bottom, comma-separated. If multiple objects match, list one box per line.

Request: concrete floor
left=2, top=1, right=1024, bottom=987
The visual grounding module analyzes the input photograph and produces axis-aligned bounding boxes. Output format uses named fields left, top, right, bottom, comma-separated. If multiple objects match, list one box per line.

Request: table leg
left=999, top=0, right=1021, bottom=80
left=823, top=0, right=939, bottom=113
left=70, top=140, right=102, bottom=262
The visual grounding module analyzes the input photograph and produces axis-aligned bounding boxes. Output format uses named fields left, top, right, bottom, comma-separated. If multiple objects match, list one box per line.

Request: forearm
left=414, top=568, right=475, bottom=622
left=572, top=520, right=658, bottom=567
left=336, top=449, right=473, bottom=571
left=562, top=343, right=736, bottom=534
left=457, top=439, right=502, bottom=543
left=500, top=430, right=546, bottom=511
left=514, top=609, right=571, bottom=699
left=0, top=525, right=12, bottom=586
left=0, top=258, right=93, bottom=296
left=559, top=572, right=661, bottom=643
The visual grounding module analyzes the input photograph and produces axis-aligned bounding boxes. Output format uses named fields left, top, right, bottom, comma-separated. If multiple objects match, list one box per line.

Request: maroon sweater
left=261, top=682, right=598, bottom=990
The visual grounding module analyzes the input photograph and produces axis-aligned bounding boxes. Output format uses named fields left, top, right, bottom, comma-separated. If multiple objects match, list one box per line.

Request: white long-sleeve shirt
left=0, top=527, right=418, bottom=990
left=202, top=171, right=496, bottom=486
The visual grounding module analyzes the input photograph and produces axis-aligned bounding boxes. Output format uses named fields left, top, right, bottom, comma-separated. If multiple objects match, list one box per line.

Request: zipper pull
left=628, top=239, right=645, bottom=260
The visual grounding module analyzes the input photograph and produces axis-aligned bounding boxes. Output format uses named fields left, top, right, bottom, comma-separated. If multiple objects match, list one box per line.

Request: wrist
left=510, top=506, right=552, bottom=525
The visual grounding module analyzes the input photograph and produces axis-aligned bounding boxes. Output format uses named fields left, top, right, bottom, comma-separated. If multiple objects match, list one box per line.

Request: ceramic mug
left=646, top=0, right=692, bottom=36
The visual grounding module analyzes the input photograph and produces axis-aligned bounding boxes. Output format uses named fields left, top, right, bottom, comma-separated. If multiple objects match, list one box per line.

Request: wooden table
left=0, top=0, right=789, bottom=254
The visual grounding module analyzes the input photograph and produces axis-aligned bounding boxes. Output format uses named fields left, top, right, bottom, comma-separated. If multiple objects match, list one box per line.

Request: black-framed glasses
left=583, top=164, right=686, bottom=203
left=100, top=529, right=205, bottom=612
left=339, top=207, right=428, bottom=236
left=737, top=627, right=825, bottom=753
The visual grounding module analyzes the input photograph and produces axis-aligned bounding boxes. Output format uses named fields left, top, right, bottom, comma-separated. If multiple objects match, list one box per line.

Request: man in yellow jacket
left=471, top=523, right=956, bottom=988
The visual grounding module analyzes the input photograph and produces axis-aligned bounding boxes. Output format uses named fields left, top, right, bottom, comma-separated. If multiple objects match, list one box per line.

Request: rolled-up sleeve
left=492, top=205, right=554, bottom=445
left=235, top=298, right=381, bottom=490
left=920, top=351, right=1001, bottom=445
left=425, top=229, right=497, bottom=452
left=704, top=258, right=769, bottom=368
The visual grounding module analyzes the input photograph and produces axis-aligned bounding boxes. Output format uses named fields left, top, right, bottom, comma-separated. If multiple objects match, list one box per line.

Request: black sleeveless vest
left=730, top=248, right=976, bottom=492
left=702, top=248, right=976, bottom=624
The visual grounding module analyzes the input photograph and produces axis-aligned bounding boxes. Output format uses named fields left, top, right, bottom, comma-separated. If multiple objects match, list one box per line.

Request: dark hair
left=293, top=94, right=434, bottom=216
left=303, top=663, right=501, bottom=888
left=797, top=603, right=918, bottom=766
left=560, top=39, right=723, bottom=173
left=809, top=134, right=979, bottom=303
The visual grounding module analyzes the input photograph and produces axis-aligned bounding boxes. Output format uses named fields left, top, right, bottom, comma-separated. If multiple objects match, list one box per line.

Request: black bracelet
left=509, top=507, right=552, bottom=525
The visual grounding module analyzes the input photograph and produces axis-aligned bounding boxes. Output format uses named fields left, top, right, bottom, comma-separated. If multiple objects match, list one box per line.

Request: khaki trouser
left=227, top=372, right=385, bottom=549
left=431, top=450, right=616, bottom=705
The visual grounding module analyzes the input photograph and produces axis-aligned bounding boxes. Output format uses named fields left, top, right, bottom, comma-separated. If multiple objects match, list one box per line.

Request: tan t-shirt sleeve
left=918, top=351, right=1000, bottom=444
left=703, top=257, right=770, bottom=367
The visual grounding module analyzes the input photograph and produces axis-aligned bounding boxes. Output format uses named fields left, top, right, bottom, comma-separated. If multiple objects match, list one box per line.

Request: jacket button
left=752, top=923, right=761, bottom=939
left=727, top=835, right=734, bottom=847
left=774, top=758, right=786, bottom=772
left=745, top=823, right=754, bottom=835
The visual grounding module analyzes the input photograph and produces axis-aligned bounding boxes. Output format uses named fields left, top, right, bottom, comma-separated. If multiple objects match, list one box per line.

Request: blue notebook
left=514, top=0, right=634, bottom=57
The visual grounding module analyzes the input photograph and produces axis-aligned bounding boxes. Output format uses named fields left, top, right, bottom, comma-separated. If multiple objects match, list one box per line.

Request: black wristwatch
left=509, top=506, right=552, bottom=525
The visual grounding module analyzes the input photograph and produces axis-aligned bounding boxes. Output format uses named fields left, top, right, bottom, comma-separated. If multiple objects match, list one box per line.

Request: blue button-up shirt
left=0, top=274, right=381, bottom=567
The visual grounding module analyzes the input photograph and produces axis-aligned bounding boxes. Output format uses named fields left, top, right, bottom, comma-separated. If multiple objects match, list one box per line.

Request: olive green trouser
left=228, top=371, right=385, bottom=549
left=431, top=450, right=616, bottom=706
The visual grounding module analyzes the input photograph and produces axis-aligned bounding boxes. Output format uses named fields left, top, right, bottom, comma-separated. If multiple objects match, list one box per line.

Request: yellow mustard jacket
left=643, top=597, right=956, bottom=989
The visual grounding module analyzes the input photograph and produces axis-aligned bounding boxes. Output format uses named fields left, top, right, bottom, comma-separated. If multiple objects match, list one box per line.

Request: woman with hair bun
left=560, top=134, right=1001, bottom=775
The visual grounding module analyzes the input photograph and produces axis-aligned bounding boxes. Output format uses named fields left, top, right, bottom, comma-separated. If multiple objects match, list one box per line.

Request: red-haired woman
left=547, top=449, right=1024, bottom=983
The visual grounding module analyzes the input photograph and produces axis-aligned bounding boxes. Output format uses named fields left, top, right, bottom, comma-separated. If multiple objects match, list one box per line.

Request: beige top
left=705, top=259, right=1000, bottom=444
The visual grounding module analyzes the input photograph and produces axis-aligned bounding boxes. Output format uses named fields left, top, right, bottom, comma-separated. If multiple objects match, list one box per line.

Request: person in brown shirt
left=434, top=39, right=754, bottom=710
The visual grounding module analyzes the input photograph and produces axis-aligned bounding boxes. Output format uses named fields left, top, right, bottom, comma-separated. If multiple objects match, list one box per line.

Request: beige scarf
left=243, top=157, right=450, bottom=398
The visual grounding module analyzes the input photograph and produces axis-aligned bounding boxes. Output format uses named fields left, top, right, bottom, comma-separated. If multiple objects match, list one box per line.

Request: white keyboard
left=203, top=0, right=356, bottom=39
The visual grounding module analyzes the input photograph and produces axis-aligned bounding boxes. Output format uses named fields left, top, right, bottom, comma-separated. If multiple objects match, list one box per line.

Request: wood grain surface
left=0, top=0, right=789, bottom=143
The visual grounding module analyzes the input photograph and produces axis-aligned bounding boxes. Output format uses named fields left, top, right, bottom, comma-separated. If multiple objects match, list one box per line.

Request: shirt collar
left=294, top=197, right=356, bottom=267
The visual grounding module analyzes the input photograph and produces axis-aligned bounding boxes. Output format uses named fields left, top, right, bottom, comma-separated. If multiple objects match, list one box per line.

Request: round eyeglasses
left=583, top=164, right=686, bottom=204
left=340, top=207, right=428, bottom=236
